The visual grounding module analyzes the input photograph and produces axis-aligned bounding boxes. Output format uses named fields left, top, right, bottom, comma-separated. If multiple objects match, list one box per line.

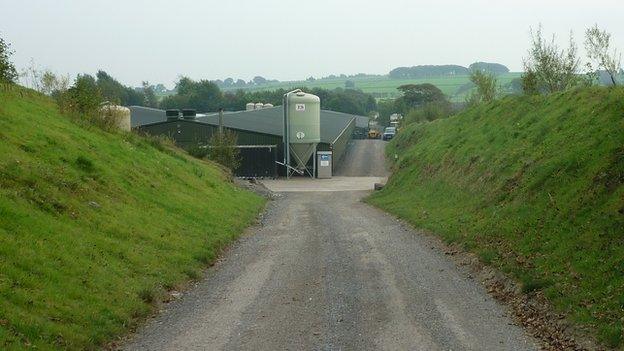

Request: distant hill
left=212, top=63, right=518, bottom=101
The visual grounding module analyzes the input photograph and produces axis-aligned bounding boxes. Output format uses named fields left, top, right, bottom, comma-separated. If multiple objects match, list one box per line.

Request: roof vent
left=166, top=109, right=180, bottom=120
left=182, top=109, right=196, bottom=119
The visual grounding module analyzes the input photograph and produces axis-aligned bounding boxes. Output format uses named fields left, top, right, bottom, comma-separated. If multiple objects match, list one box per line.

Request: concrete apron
left=260, top=176, right=387, bottom=192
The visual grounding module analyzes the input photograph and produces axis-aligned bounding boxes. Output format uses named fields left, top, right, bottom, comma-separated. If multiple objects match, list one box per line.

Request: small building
left=131, top=105, right=361, bottom=178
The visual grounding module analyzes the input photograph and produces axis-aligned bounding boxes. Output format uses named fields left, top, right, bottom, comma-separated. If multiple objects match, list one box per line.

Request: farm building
left=131, top=105, right=364, bottom=178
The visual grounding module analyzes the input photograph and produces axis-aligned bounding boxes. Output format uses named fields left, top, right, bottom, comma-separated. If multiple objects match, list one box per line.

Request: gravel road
left=334, top=139, right=389, bottom=177
left=123, top=140, right=537, bottom=351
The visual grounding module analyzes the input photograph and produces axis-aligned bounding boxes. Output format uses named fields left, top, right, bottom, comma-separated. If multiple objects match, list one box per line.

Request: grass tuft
left=138, top=287, right=157, bottom=304
left=74, top=155, right=95, bottom=172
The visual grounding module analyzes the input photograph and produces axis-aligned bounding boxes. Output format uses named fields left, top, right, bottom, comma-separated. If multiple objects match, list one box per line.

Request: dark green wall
left=137, top=118, right=354, bottom=174
left=137, top=120, right=282, bottom=149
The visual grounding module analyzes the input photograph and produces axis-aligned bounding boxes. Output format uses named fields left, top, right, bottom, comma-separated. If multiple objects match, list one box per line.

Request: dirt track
left=123, top=140, right=537, bottom=351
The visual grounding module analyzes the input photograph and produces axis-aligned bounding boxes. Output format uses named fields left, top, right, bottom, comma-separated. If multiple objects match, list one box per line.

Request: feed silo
left=283, top=90, right=320, bottom=177
left=99, top=104, right=131, bottom=131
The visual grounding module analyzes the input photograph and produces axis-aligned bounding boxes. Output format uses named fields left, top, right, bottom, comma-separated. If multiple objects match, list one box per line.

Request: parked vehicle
left=368, top=129, right=381, bottom=139
left=382, top=127, right=396, bottom=141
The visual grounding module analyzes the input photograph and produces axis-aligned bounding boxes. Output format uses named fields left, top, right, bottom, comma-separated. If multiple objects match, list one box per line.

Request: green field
left=368, top=87, right=624, bottom=348
left=0, top=86, right=266, bottom=350
left=221, top=73, right=523, bottom=101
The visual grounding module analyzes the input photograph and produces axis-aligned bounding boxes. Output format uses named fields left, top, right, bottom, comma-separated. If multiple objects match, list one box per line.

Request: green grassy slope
left=368, top=87, right=624, bottom=348
left=0, top=87, right=265, bottom=350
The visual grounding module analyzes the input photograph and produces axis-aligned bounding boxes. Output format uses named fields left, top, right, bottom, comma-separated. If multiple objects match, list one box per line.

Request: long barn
left=131, top=105, right=365, bottom=178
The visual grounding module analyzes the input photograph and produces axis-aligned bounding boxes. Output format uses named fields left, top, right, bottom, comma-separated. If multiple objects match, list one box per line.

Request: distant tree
left=96, top=70, right=123, bottom=103
left=252, top=76, right=267, bottom=85
left=585, top=24, right=621, bottom=86
left=160, top=77, right=223, bottom=112
left=95, top=70, right=144, bottom=105
left=223, top=77, right=234, bottom=87
left=142, top=81, right=158, bottom=107
left=344, top=80, right=355, bottom=89
left=306, top=76, right=316, bottom=82
left=153, top=83, right=167, bottom=94
left=64, top=74, right=102, bottom=114
left=0, top=35, right=18, bottom=84
left=395, top=83, right=446, bottom=112
left=522, top=25, right=581, bottom=94
left=404, top=100, right=453, bottom=124
left=376, top=99, right=395, bottom=127
left=169, top=81, right=377, bottom=115
left=235, top=79, right=246, bottom=87
left=316, top=87, right=376, bottom=115
left=466, top=70, right=498, bottom=105
left=175, top=76, right=195, bottom=95
left=388, top=65, right=469, bottom=79
left=57, top=74, right=132, bottom=131
left=468, top=62, right=510, bottom=75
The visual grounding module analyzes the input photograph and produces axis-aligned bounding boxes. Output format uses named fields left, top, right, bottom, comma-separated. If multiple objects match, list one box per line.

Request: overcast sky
left=1, top=0, right=622, bottom=87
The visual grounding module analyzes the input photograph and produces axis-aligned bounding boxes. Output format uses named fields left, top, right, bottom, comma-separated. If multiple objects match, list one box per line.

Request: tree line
left=212, top=73, right=382, bottom=90
left=161, top=77, right=377, bottom=116
left=388, top=62, right=510, bottom=79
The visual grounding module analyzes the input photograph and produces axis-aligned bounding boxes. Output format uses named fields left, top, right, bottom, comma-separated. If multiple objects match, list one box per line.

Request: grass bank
left=368, top=87, right=624, bottom=348
left=0, top=87, right=265, bottom=349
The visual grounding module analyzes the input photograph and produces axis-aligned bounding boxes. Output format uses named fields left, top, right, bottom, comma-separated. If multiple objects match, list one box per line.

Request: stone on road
left=123, top=140, right=537, bottom=351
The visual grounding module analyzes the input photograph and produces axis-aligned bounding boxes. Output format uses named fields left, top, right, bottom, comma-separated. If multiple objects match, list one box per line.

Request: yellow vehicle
left=368, top=129, right=381, bottom=139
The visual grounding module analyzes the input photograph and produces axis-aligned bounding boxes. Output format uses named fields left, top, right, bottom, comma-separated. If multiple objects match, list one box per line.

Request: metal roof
left=129, top=106, right=165, bottom=127
left=131, top=106, right=362, bottom=144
